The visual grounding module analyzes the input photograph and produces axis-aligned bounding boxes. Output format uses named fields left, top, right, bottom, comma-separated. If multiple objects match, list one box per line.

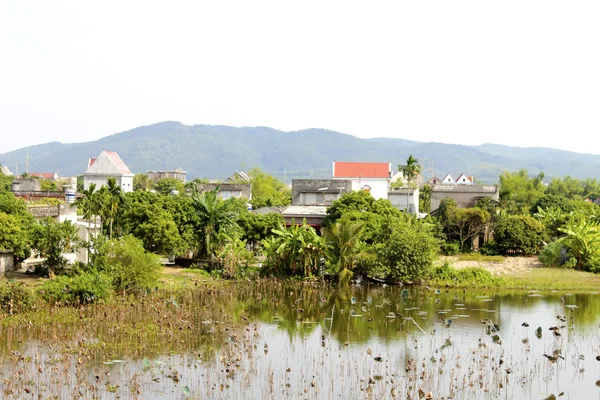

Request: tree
left=133, top=173, right=153, bottom=192
left=248, top=168, right=291, bottom=208
left=74, top=183, right=102, bottom=235
left=120, top=202, right=182, bottom=254
left=104, top=177, right=125, bottom=239
left=419, top=184, right=432, bottom=213
left=530, top=194, right=574, bottom=215
left=102, top=235, right=161, bottom=293
left=398, top=154, right=421, bottom=212
left=322, top=220, right=367, bottom=284
left=154, top=178, right=184, bottom=195
left=236, top=211, right=283, bottom=249
left=0, top=212, right=30, bottom=258
left=499, top=170, right=545, bottom=214
left=32, top=218, right=81, bottom=274
left=192, top=188, right=239, bottom=257
left=369, top=218, right=439, bottom=282
left=444, top=208, right=491, bottom=251
left=493, top=215, right=547, bottom=256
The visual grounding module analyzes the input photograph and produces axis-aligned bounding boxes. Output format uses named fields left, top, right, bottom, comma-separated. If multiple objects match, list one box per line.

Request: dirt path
left=436, top=256, right=543, bottom=276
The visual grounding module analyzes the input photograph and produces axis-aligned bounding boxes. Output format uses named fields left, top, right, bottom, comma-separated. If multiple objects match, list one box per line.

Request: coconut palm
left=322, top=220, right=368, bottom=284
left=74, top=183, right=102, bottom=235
left=398, top=154, right=421, bottom=213
left=105, top=177, right=126, bottom=239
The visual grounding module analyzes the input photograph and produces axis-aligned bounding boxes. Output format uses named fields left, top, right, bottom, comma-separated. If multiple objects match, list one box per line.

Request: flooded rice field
left=2, top=282, right=600, bottom=399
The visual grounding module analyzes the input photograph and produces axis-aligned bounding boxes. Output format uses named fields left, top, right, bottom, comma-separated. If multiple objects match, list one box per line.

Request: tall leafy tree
left=32, top=218, right=81, bottom=274
left=248, top=168, right=291, bottom=208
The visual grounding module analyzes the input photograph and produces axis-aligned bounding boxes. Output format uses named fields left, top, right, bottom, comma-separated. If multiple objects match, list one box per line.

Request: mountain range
left=1, top=121, right=598, bottom=183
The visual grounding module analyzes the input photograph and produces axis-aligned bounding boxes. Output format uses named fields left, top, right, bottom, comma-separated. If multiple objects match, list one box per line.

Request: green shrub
left=440, top=242, right=460, bottom=256
left=102, top=235, right=161, bottom=293
left=493, top=215, right=547, bottom=255
left=0, top=281, right=36, bottom=314
left=538, top=241, right=574, bottom=268
left=38, top=272, right=113, bottom=305
left=430, top=263, right=503, bottom=286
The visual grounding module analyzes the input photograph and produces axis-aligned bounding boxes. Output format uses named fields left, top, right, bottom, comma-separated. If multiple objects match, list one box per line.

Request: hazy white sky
left=1, top=1, right=599, bottom=154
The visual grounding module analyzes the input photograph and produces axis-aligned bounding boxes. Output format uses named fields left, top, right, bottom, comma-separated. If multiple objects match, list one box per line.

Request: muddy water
left=2, top=283, right=600, bottom=399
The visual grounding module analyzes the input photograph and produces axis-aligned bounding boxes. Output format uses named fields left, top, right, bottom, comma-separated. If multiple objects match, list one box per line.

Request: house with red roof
left=29, top=172, right=58, bottom=180
left=83, top=151, right=134, bottom=192
left=332, top=161, right=392, bottom=200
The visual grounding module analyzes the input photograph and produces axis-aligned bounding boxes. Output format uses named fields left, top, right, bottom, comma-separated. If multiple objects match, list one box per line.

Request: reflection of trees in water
left=236, top=282, right=600, bottom=344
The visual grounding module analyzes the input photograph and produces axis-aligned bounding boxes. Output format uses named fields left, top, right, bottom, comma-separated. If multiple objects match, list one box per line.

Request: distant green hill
left=1, top=121, right=599, bottom=183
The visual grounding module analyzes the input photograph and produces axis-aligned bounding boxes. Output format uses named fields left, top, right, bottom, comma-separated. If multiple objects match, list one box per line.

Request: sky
left=1, top=1, right=599, bottom=154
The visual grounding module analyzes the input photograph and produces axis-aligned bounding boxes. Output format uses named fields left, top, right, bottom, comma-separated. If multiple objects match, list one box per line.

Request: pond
left=2, top=282, right=600, bottom=399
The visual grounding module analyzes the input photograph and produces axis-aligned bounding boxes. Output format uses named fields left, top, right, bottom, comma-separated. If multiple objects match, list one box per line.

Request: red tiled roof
left=88, top=158, right=96, bottom=168
left=333, top=162, right=391, bottom=179
left=29, top=172, right=56, bottom=179
left=105, top=151, right=132, bottom=175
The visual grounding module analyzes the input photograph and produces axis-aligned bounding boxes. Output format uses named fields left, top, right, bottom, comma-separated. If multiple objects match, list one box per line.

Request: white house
left=332, top=161, right=392, bottom=200
left=83, top=151, right=134, bottom=193
left=441, top=173, right=456, bottom=185
left=455, top=174, right=474, bottom=185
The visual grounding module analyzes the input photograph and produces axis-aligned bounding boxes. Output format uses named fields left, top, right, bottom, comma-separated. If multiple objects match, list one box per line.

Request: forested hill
left=2, top=121, right=599, bottom=183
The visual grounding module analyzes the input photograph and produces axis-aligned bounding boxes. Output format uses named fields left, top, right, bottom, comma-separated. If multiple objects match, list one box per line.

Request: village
left=0, top=149, right=499, bottom=274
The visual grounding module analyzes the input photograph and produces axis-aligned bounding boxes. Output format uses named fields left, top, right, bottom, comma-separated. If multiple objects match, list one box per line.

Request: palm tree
left=322, top=220, right=368, bottom=284
left=105, top=177, right=125, bottom=239
left=398, top=154, right=421, bottom=213
left=75, top=183, right=102, bottom=235
left=192, top=187, right=239, bottom=257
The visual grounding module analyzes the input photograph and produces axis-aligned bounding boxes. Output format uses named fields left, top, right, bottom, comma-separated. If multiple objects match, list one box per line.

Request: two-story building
left=332, top=161, right=392, bottom=200
left=83, top=151, right=134, bottom=193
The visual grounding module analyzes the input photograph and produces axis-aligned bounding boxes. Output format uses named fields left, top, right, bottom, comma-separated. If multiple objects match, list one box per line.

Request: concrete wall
left=388, top=188, right=420, bottom=213
left=291, top=179, right=352, bottom=205
left=84, top=175, right=133, bottom=193
left=195, top=183, right=252, bottom=200
left=430, top=185, right=500, bottom=212
left=12, top=178, right=41, bottom=192
left=0, top=250, right=15, bottom=274
left=148, top=170, right=187, bottom=183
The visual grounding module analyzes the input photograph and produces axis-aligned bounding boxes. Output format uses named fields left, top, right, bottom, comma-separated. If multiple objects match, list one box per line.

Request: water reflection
left=1, top=282, right=600, bottom=399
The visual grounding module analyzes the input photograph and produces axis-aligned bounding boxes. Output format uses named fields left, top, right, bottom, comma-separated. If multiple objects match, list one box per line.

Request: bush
left=440, top=242, right=460, bottom=256
left=493, top=215, right=547, bottom=255
left=102, top=235, right=161, bottom=293
left=0, top=281, right=36, bottom=314
left=368, top=219, right=439, bottom=282
left=538, top=241, right=574, bottom=268
left=38, top=272, right=113, bottom=305
left=430, top=263, right=503, bottom=286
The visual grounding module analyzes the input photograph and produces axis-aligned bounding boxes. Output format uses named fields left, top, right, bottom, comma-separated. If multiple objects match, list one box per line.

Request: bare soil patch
left=436, top=256, right=542, bottom=276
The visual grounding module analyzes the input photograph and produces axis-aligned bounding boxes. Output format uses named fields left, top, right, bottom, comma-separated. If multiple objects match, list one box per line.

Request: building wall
left=148, top=171, right=187, bottom=183
left=194, top=183, right=252, bottom=200
left=12, top=178, right=41, bottom=192
left=0, top=251, right=14, bottom=274
left=84, top=175, right=133, bottom=193
left=291, top=179, right=352, bottom=205
left=348, top=178, right=389, bottom=200
left=430, top=185, right=500, bottom=212
left=388, top=189, right=420, bottom=213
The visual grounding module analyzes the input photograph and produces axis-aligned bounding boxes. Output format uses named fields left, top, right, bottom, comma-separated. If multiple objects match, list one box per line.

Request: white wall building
left=83, top=151, right=134, bottom=193
left=332, top=161, right=392, bottom=200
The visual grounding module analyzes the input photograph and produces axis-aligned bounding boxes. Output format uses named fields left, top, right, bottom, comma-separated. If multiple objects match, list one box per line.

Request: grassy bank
left=429, top=262, right=600, bottom=291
